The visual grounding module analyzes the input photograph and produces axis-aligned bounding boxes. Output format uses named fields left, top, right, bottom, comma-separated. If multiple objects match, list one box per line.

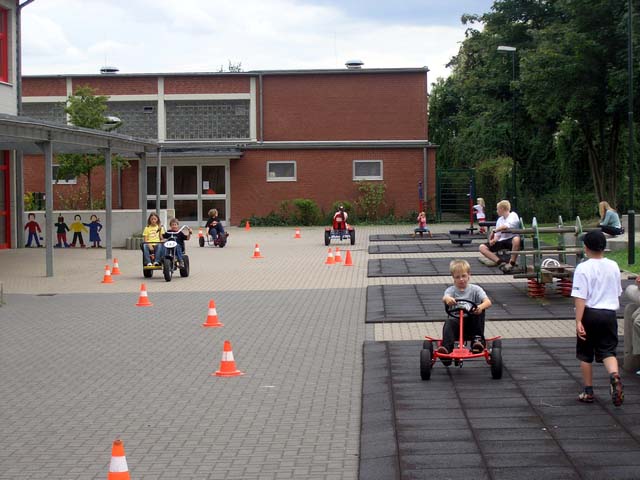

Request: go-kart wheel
left=490, top=344, right=503, bottom=379
left=143, top=269, right=153, bottom=278
left=422, top=339, right=433, bottom=350
left=420, top=347, right=433, bottom=380
left=180, top=255, right=190, bottom=277
left=492, top=339, right=502, bottom=349
left=350, top=229, right=355, bottom=245
left=163, top=258, right=173, bottom=282
left=218, top=237, right=226, bottom=248
left=199, top=236, right=205, bottom=247
left=324, top=230, right=331, bottom=246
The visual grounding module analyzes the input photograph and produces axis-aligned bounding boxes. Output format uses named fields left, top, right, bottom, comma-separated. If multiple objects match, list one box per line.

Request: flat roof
left=24, top=67, right=429, bottom=79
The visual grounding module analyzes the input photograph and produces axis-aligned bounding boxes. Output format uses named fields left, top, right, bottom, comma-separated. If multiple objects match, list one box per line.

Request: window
left=267, top=161, right=296, bottom=182
left=0, top=8, right=8, bottom=83
left=353, top=160, right=383, bottom=181
left=52, top=165, right=77, bottom=184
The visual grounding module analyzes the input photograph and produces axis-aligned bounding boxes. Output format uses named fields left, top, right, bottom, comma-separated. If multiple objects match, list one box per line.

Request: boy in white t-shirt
left=478, top=200, right=521, bottom=272
left=571, top=230, right=624, bottom=406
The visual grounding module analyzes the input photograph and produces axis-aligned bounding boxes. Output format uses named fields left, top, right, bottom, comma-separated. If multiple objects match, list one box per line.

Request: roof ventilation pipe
left=345, top=59, right=364, bottom=69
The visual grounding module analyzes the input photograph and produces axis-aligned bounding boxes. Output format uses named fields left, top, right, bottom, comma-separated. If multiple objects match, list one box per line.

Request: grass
left=606, top=248, right=640, bottom=275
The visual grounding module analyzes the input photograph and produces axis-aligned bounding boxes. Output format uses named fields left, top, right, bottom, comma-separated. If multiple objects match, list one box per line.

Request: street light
left=498, top=45, right=517, bottom=210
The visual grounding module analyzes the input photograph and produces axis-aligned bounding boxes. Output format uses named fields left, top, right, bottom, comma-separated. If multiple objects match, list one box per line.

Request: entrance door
left=170, top=163, right=228, bottom=226
left=0, top=151, right=9, bottom=249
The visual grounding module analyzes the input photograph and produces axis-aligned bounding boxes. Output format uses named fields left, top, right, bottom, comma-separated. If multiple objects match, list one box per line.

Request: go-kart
left=142, top=225, right=190, bottom=282
left=198, top=225, right=228, bottom=248
left=420, top=300, right=502, bottom=380
left=324, top=218, right=355, bottom=246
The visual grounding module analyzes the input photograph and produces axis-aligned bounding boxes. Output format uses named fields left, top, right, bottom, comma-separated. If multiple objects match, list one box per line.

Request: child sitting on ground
left=412, top=211, right=432, bottom=238
left=163, top=217, right=192, bottom=268
left=438, top=259, right=492, bottom=364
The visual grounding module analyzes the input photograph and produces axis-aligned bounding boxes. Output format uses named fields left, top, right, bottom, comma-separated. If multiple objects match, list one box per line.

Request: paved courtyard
left=0, top=224, right=635, bottom=479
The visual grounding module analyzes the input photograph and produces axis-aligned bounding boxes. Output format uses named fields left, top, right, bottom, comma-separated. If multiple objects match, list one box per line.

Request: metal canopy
left=0, top=113, right=158, bottom=277
left=0, top=113, right=157, bottom=154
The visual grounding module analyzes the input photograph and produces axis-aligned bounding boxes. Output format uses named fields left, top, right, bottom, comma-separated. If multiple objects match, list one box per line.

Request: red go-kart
left=420, top=300, right=503, bottom=380
left=324, top=217, right=355, bottom=246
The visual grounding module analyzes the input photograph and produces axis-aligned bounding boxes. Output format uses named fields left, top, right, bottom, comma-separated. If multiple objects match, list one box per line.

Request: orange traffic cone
left=294, top=228, right=301, bottom=239
left=107, top=439, right=130, bottom=480
left=325, top=248, right=335, bottom=265
left=198, top=227, right=203, bottom=238
left=251, top=243, right=263, bottom=258
left=213, top=340, right=244, bottom=377
left=245, top=221, right=251, bottom=231
left=101, top=265, right=114, bottom=284
left=334, top=247, right=342, bottom=263
left=202, top=299, right=223, bottom=327
left=344, top=250, right=354, bottom=266
left=111, top=258, right=121, bottom=275
left=135, top=283, right=153, bottom=307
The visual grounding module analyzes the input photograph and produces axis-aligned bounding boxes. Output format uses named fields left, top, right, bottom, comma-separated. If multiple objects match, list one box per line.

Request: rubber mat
left=360, top=338, right=640, bottom=480
left=368, top=243, right=480, bottom=254
left=365, top=281, right=634, bottom=323
left=367, top=257, right=499, bottom=277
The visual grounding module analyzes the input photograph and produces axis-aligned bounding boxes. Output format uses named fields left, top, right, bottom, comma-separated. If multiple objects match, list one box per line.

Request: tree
left=55, top=86, right=129, bottom=208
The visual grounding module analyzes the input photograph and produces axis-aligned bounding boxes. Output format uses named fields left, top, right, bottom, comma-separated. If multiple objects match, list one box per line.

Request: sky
left=21, top=0, right=495, bottom=89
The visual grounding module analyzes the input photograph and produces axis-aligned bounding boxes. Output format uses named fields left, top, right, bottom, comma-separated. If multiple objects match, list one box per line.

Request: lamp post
left=498, top=45, right=517, bottom=210
left=627, top=0, right=635, bottom=265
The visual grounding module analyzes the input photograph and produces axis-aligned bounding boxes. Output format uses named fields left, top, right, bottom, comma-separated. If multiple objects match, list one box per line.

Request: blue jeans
left=175, top=245, right=184, bottom=262
left=143, top=243, right=165, bottom=264
left=209, top=223, right=225, bottom=239
left=26, top=232, right=41, bottom=247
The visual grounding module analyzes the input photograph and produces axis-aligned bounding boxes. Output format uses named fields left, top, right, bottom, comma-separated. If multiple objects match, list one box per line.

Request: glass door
left=201, top=165, right=226, bottom=225
left=173, top=165, right=198, bottom=222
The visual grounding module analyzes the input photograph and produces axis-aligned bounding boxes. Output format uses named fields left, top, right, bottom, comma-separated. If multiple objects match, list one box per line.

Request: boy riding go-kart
left=200, top=208, right=228, bottom=248
left=325, top=205, right=355, bottom=246
left=142, top=220, right=191, bottom=282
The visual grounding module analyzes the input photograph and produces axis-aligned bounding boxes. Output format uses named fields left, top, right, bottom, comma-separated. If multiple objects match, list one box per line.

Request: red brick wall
left=230, top=148, right=432, bottom=224
left=71, top=77, right=157, bottom=95
left=23, top=155, right=139, bottom=209
left=164, top=76, right=251, bottom=94
left=23, top=77, right=67, bottom=96
left=262, top=72, right=427, bottom=141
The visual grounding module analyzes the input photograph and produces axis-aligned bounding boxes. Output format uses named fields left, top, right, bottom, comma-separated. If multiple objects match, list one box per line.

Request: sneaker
left=154, top=262, right=160, bottom=266
left=471, top=340, right=484, bottom=354
left=437, top=346, right=452, bottom=366
left=610, top=373, right=624, bottom=407
left=146, top=262, right=153, bottom=267
left=577, top=391, right=594, bottom=403
left=500, top=263, right=513, bottom=273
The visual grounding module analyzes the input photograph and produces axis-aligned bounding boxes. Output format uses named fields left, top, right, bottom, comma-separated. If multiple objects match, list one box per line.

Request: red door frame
left=0, top=150, right=10, bottom=249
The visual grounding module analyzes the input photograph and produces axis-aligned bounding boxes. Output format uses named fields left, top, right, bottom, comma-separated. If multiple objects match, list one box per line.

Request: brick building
left=21, top=67, right=436, bottom=227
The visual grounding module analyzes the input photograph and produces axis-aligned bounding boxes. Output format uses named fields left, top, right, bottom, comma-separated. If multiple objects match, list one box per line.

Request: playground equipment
left=500, top=216, right=599, bottom=298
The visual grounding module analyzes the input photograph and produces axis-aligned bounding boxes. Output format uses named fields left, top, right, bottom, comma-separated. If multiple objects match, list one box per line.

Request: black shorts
left=488, top=238, right=513, bottom=253
left=576, top=307, right=618, bottom=363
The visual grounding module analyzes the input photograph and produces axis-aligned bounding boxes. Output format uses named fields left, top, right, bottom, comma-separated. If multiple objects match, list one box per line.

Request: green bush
left=355, top=182, right=386, bottom=221
left=292, top=198, right=322, bottom=225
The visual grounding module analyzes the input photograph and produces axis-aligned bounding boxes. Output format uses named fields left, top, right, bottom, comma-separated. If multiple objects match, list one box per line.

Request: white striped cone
left=324, top=248, right=334, bottom=265
left=334, top=247, right=342, bottom=262
left=202, top=299, right=223, bottom=327
left=135, top=283, right=153, bottom=307
left=213, top=340, right=244, bottom=376
left=107, top=439, right=130, bottom=480
left=101, top=265, right=114, bottom=283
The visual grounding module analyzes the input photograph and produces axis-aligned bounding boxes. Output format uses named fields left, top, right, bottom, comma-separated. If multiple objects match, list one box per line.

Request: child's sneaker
left=577, top=391, right=594, bottom=403
left=471, top=338, right=484, bottom=354
left=610, top=373, right=624, bottom=407
left=437, top=346, right=452, bottom=366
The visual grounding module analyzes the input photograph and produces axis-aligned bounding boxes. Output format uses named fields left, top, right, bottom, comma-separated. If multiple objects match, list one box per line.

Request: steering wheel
left=445, top=299, right=479, bottom=319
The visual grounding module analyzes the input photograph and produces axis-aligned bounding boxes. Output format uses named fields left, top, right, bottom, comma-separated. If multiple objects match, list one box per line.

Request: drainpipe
left=259, top=73, right=264, bottom=142
left=15, top=1, right=36, bottom=248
